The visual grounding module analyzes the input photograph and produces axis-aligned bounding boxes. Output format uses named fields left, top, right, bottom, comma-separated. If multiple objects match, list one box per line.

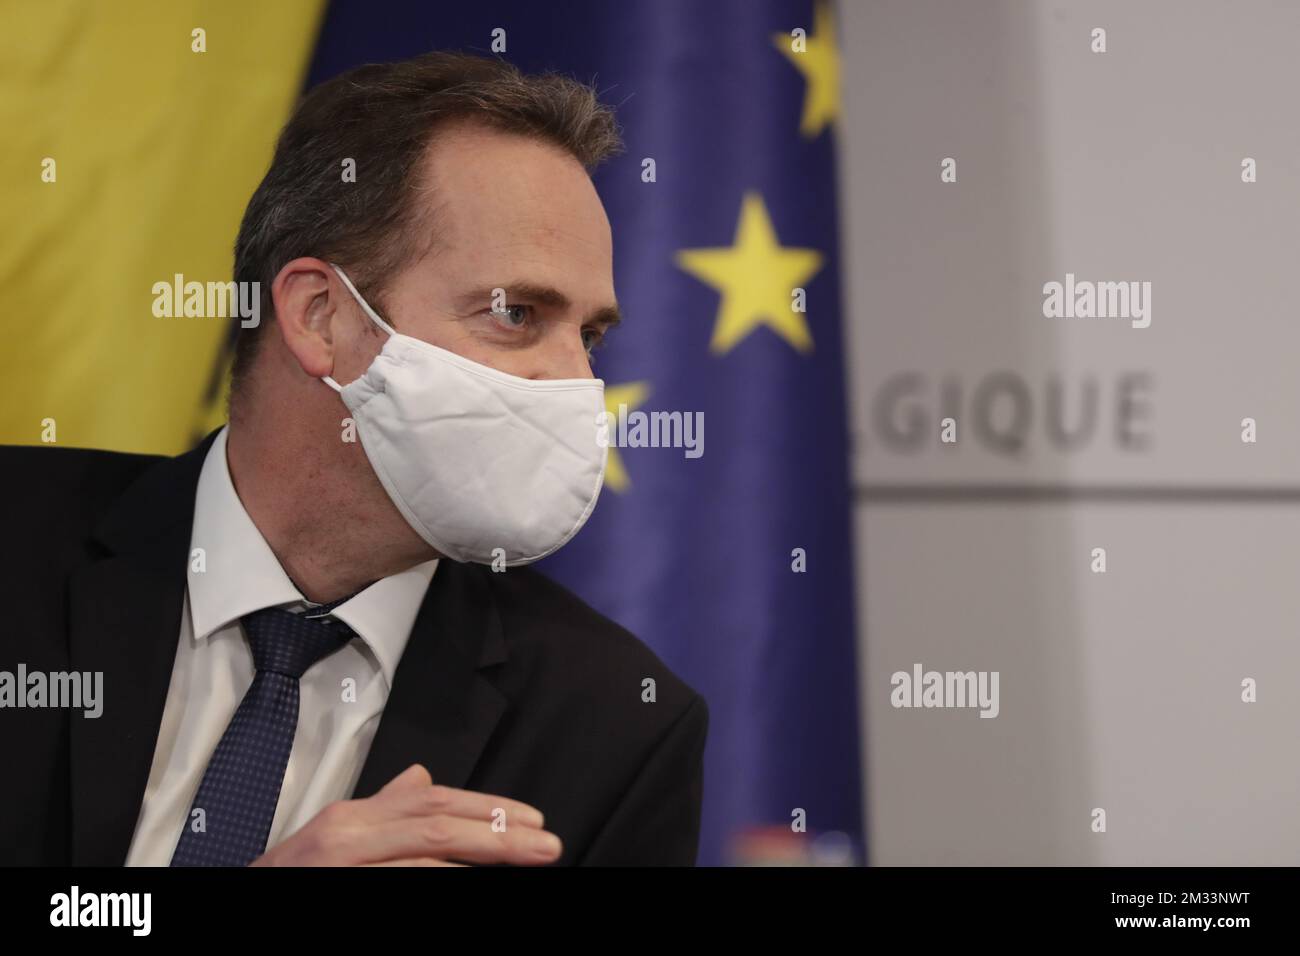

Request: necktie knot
left=242, top=604, right=354, bottom=679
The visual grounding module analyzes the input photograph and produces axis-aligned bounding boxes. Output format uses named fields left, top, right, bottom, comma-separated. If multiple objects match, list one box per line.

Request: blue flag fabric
left=306, top=0, right=862, bottom=866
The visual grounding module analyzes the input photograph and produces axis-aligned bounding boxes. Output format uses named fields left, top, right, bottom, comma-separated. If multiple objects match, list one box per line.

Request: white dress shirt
left=125, top=426, right=438, bottom=866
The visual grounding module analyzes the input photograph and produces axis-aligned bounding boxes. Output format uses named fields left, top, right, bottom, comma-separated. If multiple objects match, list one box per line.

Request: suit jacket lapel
left=64, top=426, right=507, bottom=860
left=67, top=431, right=218, bottom=865
left=352, top=560, right=509, bottom=798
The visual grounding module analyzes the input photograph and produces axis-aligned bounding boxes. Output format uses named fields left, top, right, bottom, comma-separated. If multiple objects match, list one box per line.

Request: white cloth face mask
left=322, top=263, right=608, bottom=566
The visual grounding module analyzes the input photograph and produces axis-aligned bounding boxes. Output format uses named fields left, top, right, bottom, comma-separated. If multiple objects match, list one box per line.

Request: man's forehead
left=411, top=126, right=612, bottom=281
left=418, top=121, right=605, bottom=220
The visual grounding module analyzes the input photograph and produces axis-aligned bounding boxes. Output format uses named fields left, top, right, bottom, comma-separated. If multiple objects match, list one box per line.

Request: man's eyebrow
left=456, top=282, right=622, bottom=327
left=587, top=304, right=622, bottom=329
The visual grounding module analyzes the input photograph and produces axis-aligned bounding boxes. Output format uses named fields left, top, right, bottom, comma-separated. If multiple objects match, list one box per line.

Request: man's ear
left=271, top=257, right=337, bottom=378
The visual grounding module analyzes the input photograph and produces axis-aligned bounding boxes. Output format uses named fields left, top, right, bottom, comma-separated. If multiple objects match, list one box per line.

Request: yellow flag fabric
left=0, top=0, right=324, bottom=454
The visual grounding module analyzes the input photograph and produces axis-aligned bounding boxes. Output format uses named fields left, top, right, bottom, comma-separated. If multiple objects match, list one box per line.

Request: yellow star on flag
left=773, top=0, right=842, bottom=138
left=601, top=381, right=650, bottom=492
left=676, top=192, right=823, bottom=355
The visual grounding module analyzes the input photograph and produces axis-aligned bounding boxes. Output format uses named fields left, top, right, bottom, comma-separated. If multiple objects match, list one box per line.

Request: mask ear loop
left=322, top=262, right=398, bottom=392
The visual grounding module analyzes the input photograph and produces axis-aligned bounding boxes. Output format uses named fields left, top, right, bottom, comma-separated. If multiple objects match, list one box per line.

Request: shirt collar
left=187, top=425, right=438, bottom=688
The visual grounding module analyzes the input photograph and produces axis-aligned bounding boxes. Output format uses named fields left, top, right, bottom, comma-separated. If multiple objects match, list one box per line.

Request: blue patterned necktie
left=170, top=596, right=356, bottom=866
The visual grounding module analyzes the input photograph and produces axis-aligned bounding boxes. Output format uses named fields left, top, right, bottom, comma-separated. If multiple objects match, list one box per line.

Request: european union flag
left=307, top=0, right=862, bottom=866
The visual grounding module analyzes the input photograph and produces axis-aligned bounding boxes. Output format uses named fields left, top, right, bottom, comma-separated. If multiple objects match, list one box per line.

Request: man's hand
left=251, top=765, right=562, bottom=866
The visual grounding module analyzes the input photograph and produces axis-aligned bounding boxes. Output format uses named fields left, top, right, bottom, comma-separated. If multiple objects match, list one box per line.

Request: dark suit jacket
left=0, top=430, right=708, bottom=865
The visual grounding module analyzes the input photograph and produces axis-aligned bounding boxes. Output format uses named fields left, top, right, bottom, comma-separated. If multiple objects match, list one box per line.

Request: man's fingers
left=394, top=784, right=545, bottom=829
left=263, top=766, right=555, bottom=866
left=356, top=813, right=563, bottom=866
left=371, top=767, right=545, bottom=830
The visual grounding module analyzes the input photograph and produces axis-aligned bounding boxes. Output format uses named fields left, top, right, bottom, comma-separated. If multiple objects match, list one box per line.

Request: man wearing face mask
left=0, top=52, right=708, bottom=867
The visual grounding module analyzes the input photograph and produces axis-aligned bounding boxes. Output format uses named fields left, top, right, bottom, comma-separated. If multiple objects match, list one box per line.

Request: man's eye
left=490, top=304, right=532, bottom=329
left=581, top=327, right=604, bottom=354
